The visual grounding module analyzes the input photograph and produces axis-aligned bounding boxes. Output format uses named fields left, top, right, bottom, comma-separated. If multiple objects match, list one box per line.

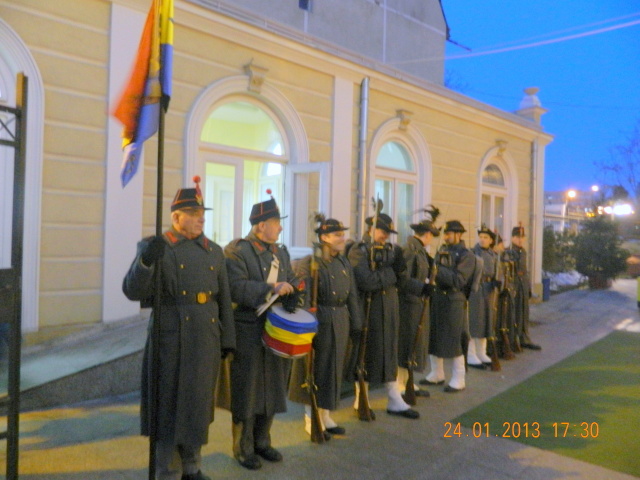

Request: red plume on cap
left=266, top=188, right=273, bottom=196
left=193, top=175, right=203, bottom=206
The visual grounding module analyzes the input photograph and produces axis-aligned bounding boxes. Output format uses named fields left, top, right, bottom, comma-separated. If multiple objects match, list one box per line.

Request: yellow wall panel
left=39, top=295, right=102, bottom=326
left=2, top=0, right=110, bottom=27
left=44, top=125, right=105, bottom=160
left=1, top=8, right=108, bottom=61
left=32, top=52, right=107, bottom=96
left=42, top=159, right=106, bottom=193
left=40, top=192, right=104, bottom=225
left=40, top=227, right=103, bottom=258
left=46, top=91, right=105, bottom=130
left=40, top=261, right=102, bottom=292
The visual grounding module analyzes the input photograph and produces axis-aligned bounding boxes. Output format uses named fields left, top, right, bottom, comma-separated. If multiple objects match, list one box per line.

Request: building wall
left=0, top=0, right=112, bottom=327
left=0, top=0, right=551, bottom=331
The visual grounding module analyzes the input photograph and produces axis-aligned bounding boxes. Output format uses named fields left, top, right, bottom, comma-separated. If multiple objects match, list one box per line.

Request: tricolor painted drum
left=262, top=305, right=318, bottom=358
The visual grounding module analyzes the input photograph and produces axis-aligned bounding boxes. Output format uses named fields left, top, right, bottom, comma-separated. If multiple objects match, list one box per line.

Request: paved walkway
left=1, top=280, right=639, bottom=480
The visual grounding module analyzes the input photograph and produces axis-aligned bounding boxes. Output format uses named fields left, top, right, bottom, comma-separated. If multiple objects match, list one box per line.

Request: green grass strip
left=454, top=330, right=640, bottom=477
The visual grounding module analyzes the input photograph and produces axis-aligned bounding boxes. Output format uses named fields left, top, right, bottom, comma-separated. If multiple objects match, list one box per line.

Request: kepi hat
left=171, top=175, right=211, bottom=212
left=249, top=189, right=287, bottom=225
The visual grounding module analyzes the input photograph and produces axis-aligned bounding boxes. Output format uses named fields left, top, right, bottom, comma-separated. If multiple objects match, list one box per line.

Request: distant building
left=543, top=190, right=594, bottom=233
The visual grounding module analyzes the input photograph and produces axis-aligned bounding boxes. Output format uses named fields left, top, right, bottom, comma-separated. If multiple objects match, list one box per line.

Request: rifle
left=487, top=285, right=501, bottom=371
left=404, top=297, right=428, bottom=406
left=496, top=257, right=515, bottom=359
left=355, top=196, right=381, bottom=422
left=304, top=243, right=326, bottom=443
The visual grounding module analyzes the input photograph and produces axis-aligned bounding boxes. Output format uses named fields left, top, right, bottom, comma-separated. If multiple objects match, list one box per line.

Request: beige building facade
left=0, top=0, right=552, bottom=334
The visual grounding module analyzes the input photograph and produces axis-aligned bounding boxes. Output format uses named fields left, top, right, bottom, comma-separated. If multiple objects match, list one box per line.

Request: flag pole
left=148, top=92, right=166, bottom=480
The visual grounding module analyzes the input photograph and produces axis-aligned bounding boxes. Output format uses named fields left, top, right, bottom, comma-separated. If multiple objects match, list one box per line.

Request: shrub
left=573, top=216, right=629, bottom=283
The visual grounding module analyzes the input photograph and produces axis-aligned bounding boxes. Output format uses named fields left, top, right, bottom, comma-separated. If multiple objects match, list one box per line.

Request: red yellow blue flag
left=113, top=0, right=173, bottom=187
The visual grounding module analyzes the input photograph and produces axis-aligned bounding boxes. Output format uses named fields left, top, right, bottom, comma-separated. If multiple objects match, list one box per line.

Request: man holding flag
left=114, top=2, right=190, bottom=480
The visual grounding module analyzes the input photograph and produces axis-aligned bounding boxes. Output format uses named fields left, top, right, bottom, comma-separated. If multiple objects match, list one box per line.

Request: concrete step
left=0, top=314, right=149, bottom=413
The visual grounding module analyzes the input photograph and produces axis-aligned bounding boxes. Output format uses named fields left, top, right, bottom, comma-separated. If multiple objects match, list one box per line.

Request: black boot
left=254, top=414, right=283, bottom=462
left=232, top=418, right=262, bottom=470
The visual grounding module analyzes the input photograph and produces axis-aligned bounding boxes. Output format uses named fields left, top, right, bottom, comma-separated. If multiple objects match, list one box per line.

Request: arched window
left=200, top=99, right=287, bottom=246
left=480, top=163, right=507, bottom=238
left=373, top=141, right=416, bottom=240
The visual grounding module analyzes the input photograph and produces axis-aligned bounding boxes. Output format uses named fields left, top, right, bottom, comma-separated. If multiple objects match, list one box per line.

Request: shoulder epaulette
left=164, top=231, right=179, bottom=244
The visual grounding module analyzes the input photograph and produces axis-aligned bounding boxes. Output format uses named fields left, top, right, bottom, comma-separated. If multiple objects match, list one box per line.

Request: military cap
left=171, top=175, right=211, bottom=212
left=511, top=225, right=525, bottom=237
left=249, top=189, right=286, bottom=225
left=477, top=225, right=496, bottom=241
left=443, top=220, right=466, bottom=233
left=315, top=218, right=349, bottom=235
left=365, top=213, right=398, bottom=234
left=410, top=220, right=440, bottom=236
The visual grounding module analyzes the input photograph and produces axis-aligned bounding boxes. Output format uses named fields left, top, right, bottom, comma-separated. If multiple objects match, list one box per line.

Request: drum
left=263, top=305, right=318, bottom=358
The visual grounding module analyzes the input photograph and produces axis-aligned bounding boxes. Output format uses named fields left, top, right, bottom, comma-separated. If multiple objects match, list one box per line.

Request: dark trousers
left=232, top=414, right=274, bottom=460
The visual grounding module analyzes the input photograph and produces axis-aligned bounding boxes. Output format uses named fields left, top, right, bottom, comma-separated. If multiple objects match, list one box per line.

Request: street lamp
left=563, top=189, right=577, bottom=231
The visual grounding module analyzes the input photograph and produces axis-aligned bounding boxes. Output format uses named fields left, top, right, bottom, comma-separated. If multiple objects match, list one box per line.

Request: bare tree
left=597, top=118, right=640, bottom=203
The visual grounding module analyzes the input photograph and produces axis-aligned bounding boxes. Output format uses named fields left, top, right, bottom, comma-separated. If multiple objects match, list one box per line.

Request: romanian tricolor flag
left=113, top=0, right=173, bottom=187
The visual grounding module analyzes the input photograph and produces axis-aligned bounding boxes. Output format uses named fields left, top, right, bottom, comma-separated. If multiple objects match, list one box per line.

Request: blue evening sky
left=440, top=1, right=640, bottom=193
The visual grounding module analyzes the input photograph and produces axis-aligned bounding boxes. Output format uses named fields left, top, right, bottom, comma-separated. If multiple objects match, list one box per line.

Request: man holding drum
left=223, top=194, right=299, bottom=471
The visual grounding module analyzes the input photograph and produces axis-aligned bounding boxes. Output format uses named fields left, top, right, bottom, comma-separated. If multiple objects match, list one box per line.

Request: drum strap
left=267, top=254, right=280, bottom=285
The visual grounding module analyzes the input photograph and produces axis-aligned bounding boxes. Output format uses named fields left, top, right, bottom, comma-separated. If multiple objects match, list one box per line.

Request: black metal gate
left=0, top=72, right=28, bottom=480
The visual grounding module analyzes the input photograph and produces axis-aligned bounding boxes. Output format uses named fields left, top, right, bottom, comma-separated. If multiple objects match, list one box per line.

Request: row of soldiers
left=123, top=178, right=539, bottom=480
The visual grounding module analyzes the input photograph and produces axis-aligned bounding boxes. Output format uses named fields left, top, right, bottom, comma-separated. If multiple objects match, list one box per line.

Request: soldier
left=467, top=226, right=499, bottom=369
left=494, top=233, right=517, bottom=359
left=123, top=177, right=236, bottom=480
left=421, top=220, right=476, bottom=393
left=505, top=226, right=541, bottom=350
left=348, top=206, right=429, bottom=419
left=223, top=194, right=299, bottom=470
left=289, top=214, right=362, bottom=438
left=396, top=206, right=440, bottom=399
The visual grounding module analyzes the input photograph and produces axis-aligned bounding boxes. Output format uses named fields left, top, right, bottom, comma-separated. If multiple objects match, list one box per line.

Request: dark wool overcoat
left=504, top=244, right=532, bottom=342
left=398, top=236, right=434, bottom=371
left=347, top=237, right=423, bottom=384
left=468, top=243, right=499, bottom=338
left=123, top=229, right=235, bottom=445
left=221, top=232, right=297, bottom=421
left=429, top=241, right=476, bottom=358
left=288, top=253, right=362, bottom=410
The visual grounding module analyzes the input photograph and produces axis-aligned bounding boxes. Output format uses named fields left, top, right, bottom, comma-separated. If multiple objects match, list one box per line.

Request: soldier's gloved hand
left=221, top=347, right=235, bottom=360
left=391, top=245, right=406, bottom=275
left=141, top=236, right=165, bottom=267
left=421, top=283, right=434, bottom=297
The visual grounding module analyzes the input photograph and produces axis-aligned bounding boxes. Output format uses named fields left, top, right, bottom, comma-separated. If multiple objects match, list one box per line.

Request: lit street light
left=563, top=189, right=577, bottom=231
